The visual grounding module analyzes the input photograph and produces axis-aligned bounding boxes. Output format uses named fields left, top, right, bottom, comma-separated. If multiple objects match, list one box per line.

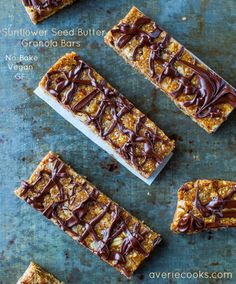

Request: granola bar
left=15, top=152, right=162, bottom=279
left=171, top=180, right=236, bottom=234
left=104, top=6, right=236, bottom=133
left=16, top=262, right=62, bottom=284
left=21, top=0, right=77, bottom=24
left=38, top=52, right=175, bottom=179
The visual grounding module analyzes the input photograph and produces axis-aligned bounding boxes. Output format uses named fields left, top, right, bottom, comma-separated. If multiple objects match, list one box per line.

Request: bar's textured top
left=39, top=52, right=174, bottom=179
left=22, top=0, right=76, bottom=24
left=17, top=262, right=63, bottom=284
left=15, top=152, right=161, bottom=278
left=104, top=6, right=236, bottom=133
left=171, top=180, right=236, bottom=234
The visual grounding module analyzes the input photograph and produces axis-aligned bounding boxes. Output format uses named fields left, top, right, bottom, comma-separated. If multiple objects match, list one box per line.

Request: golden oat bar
left=15, top=152, right=162, bottom=279
left=17, top=262, right=63, bottom=284
left=21, top=0, right=77, bottom=24
left=38, top=52, right=175, bottom=179
left=104, top=6, right=236, bottom=133
left=171, top=180, right=236, bottom=234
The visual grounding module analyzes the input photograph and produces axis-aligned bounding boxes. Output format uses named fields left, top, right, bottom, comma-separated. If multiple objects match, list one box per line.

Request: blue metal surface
left=0, top=0, right=235, bottom=283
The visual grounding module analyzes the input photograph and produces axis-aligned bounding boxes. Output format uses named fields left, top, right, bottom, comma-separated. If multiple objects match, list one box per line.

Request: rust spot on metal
left=138, top=274, right=145, bottom=280
left=89, top=42, right=100, bottom=50
left=8, top=239, right=15, bottom=246
left=210, top=262, right=220, bottom=266
left=170, top=134, right=183, bottom=142
left=197, top=16, right=205, bottom=34
left=33, top=126, right=52, bottom=137
left=201, top=0, right=210, bottom=11
left=208, top=232, right=213, bottom=240
left=100, top=159, right=119, bottom=173
left=149, top=88, right=159, bottom=115
left=21, top=82, right=34, bottom=96
left=64, top=250, right=70, bottom=259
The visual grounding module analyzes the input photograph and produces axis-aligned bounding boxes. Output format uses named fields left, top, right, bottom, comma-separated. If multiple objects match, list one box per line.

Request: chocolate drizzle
left=23, top=0, right=62, bottom=10
left=45, top=55, right=169, bottom=175
left=178, top=185, right=236, bottom=233
left=195, top=186, right=236, bottom=220
left=111, top=16, right=236, bottom=118
left=177, top=213, right=205, bottom=233
left=20, top=156, right=160, bottom=278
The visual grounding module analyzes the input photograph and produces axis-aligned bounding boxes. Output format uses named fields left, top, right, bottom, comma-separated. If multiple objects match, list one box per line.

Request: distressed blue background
left=0, top=0, right=235, bottom=283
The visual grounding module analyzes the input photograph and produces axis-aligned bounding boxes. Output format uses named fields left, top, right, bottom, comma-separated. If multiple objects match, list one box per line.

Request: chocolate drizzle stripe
left=222, top=210, right=236, bottom=218
left=20, top=174, right=43, bottom=196
left=195, top=187, right=236, bottom=219
left=223, top=200, right=236, bottom=209
left=177, top=213, right=205, bottom=233
left=19, top=155, right=159, bottom=278
left=44, top=54, right=171, bottom=175
left=23, top=0, right=62, bottom=10
left=110, top=14, right=236, bottom=119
